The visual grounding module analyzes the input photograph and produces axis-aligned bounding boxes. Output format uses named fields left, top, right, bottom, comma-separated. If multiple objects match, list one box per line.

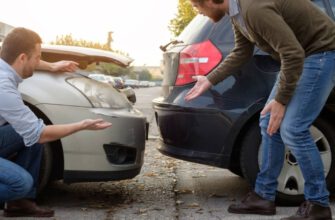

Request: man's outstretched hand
left=185, top=75, right=212, bottom=101
left=81, top=119, right=112, bottom=130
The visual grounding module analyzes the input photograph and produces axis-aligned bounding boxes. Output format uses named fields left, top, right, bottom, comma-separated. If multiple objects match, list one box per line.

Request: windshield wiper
left=159, top=40, right=183, bottom=52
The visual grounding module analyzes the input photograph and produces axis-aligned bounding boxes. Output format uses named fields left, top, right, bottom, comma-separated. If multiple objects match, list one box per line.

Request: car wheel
left=38, top=143, right=53, bottom=193
left=240, top=118, right=335, bottom=205
left=128, top=94, right=137, bottom=104
left=228, top=165, right=243, bottom=177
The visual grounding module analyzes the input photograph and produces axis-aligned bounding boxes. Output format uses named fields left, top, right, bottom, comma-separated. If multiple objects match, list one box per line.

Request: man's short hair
left=0, top=27, right=42, bottom=65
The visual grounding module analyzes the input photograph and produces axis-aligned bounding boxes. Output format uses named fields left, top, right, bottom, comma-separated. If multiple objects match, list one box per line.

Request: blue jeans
left=255, top=51, right=335, bottom=207
left=0, top=125, right=43, bottom=203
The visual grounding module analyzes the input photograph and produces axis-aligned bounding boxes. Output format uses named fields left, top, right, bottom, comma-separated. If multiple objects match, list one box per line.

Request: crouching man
left=0, top=27, right=112, bottom=217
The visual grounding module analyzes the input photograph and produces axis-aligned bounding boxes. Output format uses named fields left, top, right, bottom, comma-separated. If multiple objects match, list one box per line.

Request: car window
left=313, top=0, right=327, bottom=13
left=208, top=16, right=234, bottom=44
left=177, top=15, right=214, bottom=44
left=177, top=15, right=234, bottom=45
left=329, top=0, right=335, bottom=15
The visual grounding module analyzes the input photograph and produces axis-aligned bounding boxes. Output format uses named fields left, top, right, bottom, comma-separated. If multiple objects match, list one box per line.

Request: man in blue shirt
left=0, top=27, right=112, bottom=217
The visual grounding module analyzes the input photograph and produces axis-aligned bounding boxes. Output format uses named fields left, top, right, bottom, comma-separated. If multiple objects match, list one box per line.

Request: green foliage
left=51, top=34, right=111, bottom=51
left=51, top=34, right=129, bottom=56
left=128, top=67, right=153, bottom=81
left=98, top=62, right=133, bottom=77
left=51, top=34, right=132, bottom=76
left=138, top=68, right=152, bottom=81
left=169, top=0, right=197, bottom=37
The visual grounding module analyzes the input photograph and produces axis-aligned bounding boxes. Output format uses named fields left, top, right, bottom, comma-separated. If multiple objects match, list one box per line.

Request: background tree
left=137, top=68, right=152, bottom=81
left=51, top=34, right=129, bottom=56
left=50, top=34, right=133, bottom=76
left=169, top=0, right=197, bottom=37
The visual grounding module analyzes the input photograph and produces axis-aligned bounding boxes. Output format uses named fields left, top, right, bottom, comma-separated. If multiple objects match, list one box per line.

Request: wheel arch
left=228, top=111, right=261, bottom=174
left=24, top=102, right=64, bottom=182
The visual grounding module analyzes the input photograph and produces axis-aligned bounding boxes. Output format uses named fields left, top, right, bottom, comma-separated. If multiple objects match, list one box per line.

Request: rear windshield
left=177, top=15, right=234, bottom=45
left=313, top=0, right=327, bottom=13
left=327, top=0, right=335, bottom=17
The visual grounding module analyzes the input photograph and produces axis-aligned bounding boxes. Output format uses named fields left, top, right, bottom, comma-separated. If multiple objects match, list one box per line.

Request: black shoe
left=3, top=199, right=54, bottom=217
left=228, top=191, right=276, bottom=215
left=281, top=201, right=332, bottom=220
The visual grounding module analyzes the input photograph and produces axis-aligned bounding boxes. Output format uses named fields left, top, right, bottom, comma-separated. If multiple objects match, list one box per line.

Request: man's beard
left=210, top=10, right=225, bottom=22
left=22, top=66, right=34, bottom=79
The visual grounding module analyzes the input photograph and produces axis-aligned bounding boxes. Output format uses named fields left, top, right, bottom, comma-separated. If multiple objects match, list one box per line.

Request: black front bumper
left=154, top=103, right=234, bottom=168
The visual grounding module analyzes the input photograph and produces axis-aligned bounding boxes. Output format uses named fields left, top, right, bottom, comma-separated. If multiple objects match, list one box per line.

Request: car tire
left=128, top=94, right=137, bottom=104
left=239, top=117, right=335, bottom=205
left=38, top=143, right=53, bottom=193
left=228, top=167, right=243, bottom=177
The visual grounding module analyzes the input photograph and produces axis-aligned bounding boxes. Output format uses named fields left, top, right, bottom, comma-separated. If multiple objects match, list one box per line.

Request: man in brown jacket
left=185, top=0, right=335, bottom=219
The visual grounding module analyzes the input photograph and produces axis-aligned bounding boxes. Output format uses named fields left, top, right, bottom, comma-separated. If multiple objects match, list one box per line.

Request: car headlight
left=67, top=77, right=131, bottom=109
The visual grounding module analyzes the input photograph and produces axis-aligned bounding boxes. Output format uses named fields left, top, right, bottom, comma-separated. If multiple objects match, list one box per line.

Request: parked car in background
left=153, top=0, right=335, bottom=205
left=88, top=73, right=112, bottom=84
left=148, top=82, right=156, bottom=87
left=139, top=81, right=150, bottom=88
left=125, top=79, right=140, bottom=88
left=21, top=44, right=147, bottom=191
left=113, top=77, right=125, bottom=89
left=88, top=73, right=136, bottom=104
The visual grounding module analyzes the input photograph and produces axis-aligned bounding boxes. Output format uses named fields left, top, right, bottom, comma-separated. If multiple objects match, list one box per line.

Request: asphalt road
left=1, top=86, right=334, bottom=220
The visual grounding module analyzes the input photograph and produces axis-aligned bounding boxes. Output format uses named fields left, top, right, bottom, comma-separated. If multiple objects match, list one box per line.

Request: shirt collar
left=229, top=0, right=240, bottom=17
left=0, top=58, right=23, bottom=86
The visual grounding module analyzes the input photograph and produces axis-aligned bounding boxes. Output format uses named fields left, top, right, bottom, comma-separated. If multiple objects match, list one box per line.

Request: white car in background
left=139, top=81, right=150, bottom=88
left=88, top=73, right=136, bottom=104
left=88, top=73, right=114, bottom=84
left=124, top=79, right=140, bottom=88
left=20, top=44, right=147, bottom=191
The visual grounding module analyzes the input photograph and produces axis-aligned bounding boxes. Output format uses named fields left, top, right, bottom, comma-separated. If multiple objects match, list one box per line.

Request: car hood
left=41, top=44, right=133, bottom=67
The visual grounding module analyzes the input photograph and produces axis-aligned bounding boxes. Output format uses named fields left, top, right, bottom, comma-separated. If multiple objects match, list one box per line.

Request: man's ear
left=17, top=53, right=27, bottom=63
left=12, top=53, right=28, bottom=68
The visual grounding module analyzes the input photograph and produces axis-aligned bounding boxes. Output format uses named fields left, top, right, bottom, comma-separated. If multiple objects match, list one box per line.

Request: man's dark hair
left=0, top=27, right=42, bottom=65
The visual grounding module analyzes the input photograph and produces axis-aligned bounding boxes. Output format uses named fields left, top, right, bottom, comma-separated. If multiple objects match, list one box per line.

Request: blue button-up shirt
left=0, top=58, right=45, bottom=147
left=229, top=0, right=250, bottom=37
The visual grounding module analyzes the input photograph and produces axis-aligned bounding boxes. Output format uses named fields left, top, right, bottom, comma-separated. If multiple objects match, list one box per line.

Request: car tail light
left=176, top=40, right=222, bottom=86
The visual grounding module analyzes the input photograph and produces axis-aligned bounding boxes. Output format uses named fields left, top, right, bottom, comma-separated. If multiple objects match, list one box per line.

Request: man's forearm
left=37, top=60, right=53, bottom=71
left=38, top=123, right=83, bottom=144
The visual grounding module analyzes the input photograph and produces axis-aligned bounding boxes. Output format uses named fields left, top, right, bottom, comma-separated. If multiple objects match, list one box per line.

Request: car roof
left=41, top=44, right=133, bottom=67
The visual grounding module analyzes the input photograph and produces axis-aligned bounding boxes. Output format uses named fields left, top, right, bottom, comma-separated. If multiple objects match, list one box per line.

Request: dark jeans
left=0, top=125, right=43, bottom=203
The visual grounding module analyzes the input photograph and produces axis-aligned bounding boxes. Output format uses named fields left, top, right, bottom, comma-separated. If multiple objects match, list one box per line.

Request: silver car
left=19, top=45, right=147, bottom=190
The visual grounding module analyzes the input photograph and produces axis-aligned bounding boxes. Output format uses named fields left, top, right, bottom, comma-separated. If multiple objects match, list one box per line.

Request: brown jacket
left=207, top=0, right=335, bottom=105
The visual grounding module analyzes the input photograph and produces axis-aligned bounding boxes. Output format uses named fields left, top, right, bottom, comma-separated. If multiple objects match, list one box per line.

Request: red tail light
left=176, top=40, right=222, bottom=86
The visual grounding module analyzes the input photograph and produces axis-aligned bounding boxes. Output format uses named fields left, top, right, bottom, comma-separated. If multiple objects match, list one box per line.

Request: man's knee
left=259, top=114, right=270, bottom=135
left=10, top=170, right=34, bottom=199
left=280, top=123, right=310, bottom=147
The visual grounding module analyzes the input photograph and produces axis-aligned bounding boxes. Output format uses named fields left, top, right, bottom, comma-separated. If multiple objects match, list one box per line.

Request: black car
left=153, top=0, right=335, bottom=204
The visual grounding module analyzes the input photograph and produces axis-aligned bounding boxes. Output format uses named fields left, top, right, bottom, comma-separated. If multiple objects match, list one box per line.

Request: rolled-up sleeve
left=0, top=92, right=45, bottom=147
